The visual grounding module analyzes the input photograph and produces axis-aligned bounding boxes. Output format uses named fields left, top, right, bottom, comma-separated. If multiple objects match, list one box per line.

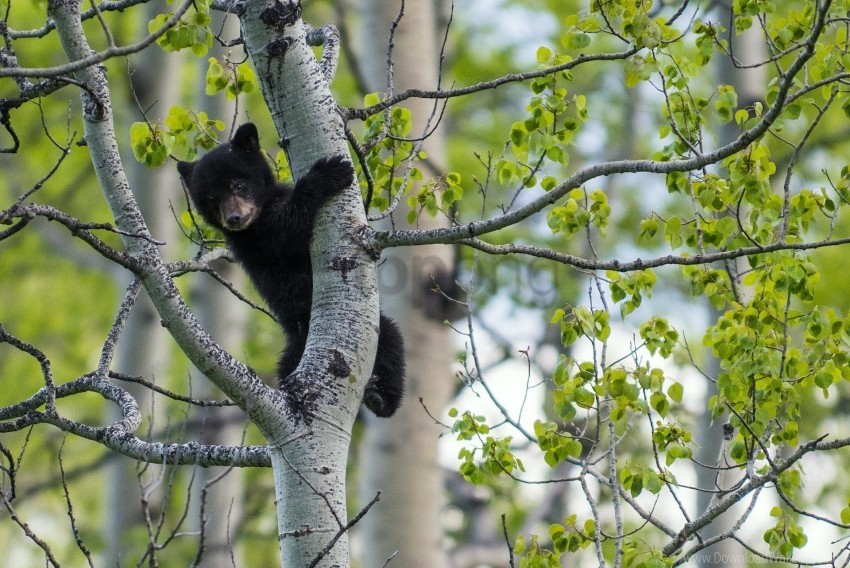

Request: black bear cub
left=177, top=123, right=405, bottom=417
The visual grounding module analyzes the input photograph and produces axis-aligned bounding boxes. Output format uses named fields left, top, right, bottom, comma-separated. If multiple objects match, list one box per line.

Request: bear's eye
left=233, top=180, right=247, bottom=194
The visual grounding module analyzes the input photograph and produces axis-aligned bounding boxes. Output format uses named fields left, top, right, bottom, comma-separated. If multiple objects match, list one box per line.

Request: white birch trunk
left=239, top=2, right=379, bottom=565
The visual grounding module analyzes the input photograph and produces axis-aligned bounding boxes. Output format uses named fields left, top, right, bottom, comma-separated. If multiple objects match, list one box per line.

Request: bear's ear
left=231, top=123, right=260, bottom=153
left=176, top=160, right=195, bottom=184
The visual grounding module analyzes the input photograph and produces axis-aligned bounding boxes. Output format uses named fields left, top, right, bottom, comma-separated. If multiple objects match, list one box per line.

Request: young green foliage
left=130, top=107, right=224, bottom=166
left=449, top=408, right=525, bottom=485
left=149, top=0, right=214, bottom=56
left=206, top=57, right=258, bottom=99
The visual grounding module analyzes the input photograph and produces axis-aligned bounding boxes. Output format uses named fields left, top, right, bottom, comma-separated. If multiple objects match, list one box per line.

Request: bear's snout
left=219, top=195, right=258, bottom=231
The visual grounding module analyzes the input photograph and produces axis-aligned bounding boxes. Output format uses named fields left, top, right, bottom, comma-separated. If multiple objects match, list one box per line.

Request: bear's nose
left=225, top=211, right=243, bottom=227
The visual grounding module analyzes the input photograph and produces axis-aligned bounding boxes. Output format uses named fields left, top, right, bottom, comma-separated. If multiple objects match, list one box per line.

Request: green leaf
left=667, top=382, right=683, bottom=403
left=574, top=387, right=595, bottom=409
left=643, top=470, right=664, bottom=494
left=561, top=31, right=591, bottom=50
left=714, top=85, right=738, bottom=123
left=513, top=535, right=526, bottom=555
left=536, top=46, right=553, bottom=64
left=650, top=392, right=669, bottom=417
left=511, top=123, right=527, bottom=147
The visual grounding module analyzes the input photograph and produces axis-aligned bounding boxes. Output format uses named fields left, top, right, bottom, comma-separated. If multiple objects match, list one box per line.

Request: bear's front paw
left=312, top=155, right=355, bottom=190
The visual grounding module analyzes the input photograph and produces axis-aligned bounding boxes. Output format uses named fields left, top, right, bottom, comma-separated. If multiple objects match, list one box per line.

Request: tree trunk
left=353, top=1, right=455, bottom=565
left=240, top=3, right=381, bottom=565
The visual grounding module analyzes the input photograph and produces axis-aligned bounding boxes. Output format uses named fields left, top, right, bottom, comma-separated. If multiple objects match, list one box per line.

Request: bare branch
left=98, top=279, right=143, bottom=374
left=58, top=436, right=95, bottom=567
left=0, top=202, right=145, bottom=269
left=109, top=372, right=238, bottom=408
left=0, top=324, right=57, bottom=416
left=306, top=492, right=382, bottom=568
left=1, top=492, right=61, bottom=567
left=7, top=0, right=151, bottom=39
left=343, top=48, right=640, bottom=121
left=457, top=234, right=850, bottom=272
left=0, top=0, right=195, bottom=78
left=0, top=373, right=269, bottom=467
left=305, top=24, right=340, bottom=84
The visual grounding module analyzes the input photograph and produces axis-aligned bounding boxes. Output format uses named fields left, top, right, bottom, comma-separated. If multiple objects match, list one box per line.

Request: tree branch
left=373, top=0, right=831, bottom=251
left=343, top=48, right=640, bottom=121
left=305, top=24, right=340, bottom=85
left=456, top=234, right=850, bottom=273
left=0, top=0, right=194, bottom=78
left=7, top=0, right=152, bottom=39
left=661, top=434, right=846, bottom=557
left=0, top=202, right=144, bottom=269
left=0, top=373, right=270, bottom=466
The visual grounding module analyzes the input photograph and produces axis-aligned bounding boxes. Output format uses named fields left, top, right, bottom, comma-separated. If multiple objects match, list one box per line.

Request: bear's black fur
left=177, top=123, right=405, bottom=417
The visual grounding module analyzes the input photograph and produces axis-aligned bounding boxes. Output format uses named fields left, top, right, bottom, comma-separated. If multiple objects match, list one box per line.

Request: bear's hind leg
left=363, top=314, right=406, bottom=417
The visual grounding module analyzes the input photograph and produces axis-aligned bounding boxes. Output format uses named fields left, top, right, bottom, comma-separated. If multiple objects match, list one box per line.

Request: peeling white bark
left=239, top=2, right=380, bottom=565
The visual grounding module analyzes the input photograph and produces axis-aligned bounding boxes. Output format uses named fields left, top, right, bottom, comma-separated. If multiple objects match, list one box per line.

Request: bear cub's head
left=177, top=123, right=279, bottom=233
